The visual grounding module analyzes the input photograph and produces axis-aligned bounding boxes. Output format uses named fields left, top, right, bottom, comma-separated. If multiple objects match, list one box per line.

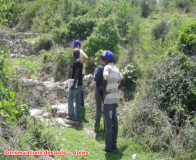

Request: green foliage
left=0, top=50, right=29, bottom=122
left=35, top=36, right=53, bottom=52
left=152, top=20, right=170, bottom=40
left=140, top=0, right=151, bottom=18
left=154, top=53, right=196, bottom=116
left=121, top=63, right=140, bottom=87
left=83, top=18, right=121, bottom=65
left=42, top=48, right=74, bottom=81
left=0, top=0, right=14, bottom=25
left=126, top=17, right=141, bottom=46
left=178, top=22, right=196, bottom=56
left=20, top=119, right=59, bottom=150
left=67, top=16, right=97, bottom=41
left=51, top=27, right=67, bottom=44
left=94, top=49, right=106, bottom=66
left=124, top=105, right=196, bottom=156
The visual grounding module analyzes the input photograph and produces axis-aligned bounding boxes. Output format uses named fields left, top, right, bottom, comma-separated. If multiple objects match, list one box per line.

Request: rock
left=32, top=90, right=41, bottom=99
left=46, top=92, right=56, bottom=101
left=44, top=82, right=59, bottom=91
left=43, top=113, right=51, bottom=119
left=25, top=79, right=36, bottom=86
left=29, top=101, right=38, bottom=107
left=57, top=90, right=66, bottom=99
left=38, top=98, right=48, bottom=107
left=58, top=82, right=65, bottom=89
left=41, top=90, right=47, bottom=97
left=56, top=118, right=72, bottom=128
left=30, top=108, right=43, bottom=117
left=51, top=99, right=60, bottom=105
left=56, top=110, right=68, bottom=117
left=51, top=104, right=68, bottom=115
left=36, top=85, right=43, bottom=91
left=132, top=154, right=136, bottom=160
left=30, top=41, right=35, bottom=45
left=64, top=81, right=68, bottom=88
left=61, top=98, right=67, bottom=103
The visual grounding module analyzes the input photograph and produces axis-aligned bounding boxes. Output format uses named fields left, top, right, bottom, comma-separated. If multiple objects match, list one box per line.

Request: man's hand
left=118, top=79, right=125, bottom=90
left=103, top=92, right=110, bottom=99
left=70, top=85, right=75, bottom=90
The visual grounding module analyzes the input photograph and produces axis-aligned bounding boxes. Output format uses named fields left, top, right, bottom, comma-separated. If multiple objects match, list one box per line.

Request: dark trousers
left=80, top=74, right=84, bottom=108
left=104, top=103, right=118, bottom=150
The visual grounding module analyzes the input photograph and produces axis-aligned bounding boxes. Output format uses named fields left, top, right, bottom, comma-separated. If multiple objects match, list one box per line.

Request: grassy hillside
left=0, top=0, right=196, bottom=159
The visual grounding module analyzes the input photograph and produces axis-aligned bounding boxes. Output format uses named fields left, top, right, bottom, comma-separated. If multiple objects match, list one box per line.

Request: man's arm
left=103, top=76, right=110, bottom=98
left=94, top=67, right=100, bottom=82
left=82, top=54, right=88, bottom=63
left=71, top=68, right=80, bottom=89
left=118, top=79, right=125, bottom=89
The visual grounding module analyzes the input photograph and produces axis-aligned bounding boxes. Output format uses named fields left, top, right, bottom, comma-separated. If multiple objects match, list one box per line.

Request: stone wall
left=19, top=74, right=94, bottom=108
left=0, top=30, right=38, bottom=55
left=0, top=30, right=38, bottom=40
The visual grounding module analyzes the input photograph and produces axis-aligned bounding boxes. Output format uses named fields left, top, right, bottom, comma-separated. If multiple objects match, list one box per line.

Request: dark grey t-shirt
left=72, top=58, right=83, bottom=86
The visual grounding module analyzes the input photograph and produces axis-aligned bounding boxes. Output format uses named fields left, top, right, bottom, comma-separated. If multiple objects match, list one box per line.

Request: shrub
left=178, top=22, right=196, bottom=56
left=121, top=63, right=140, bottom=87
left=153, top=53, right=196, bottom=120
left=66, top=16, right=97, bottom=41
left=42, top=48, right=74, bottom=81
left=20, top=118, right=59, bottom=150
left=51, top=27, right=67, bottom=44
left=152, top=20, right=170, bottom=40
left=140, top=0, right=151, bottom=18
left=126, top=17, right=141, bottom=46
left=83, top=18, right=121, bottom=65
left=35, top=36, right=53, bottom=52
left=124, top=103, right=196, bottom=156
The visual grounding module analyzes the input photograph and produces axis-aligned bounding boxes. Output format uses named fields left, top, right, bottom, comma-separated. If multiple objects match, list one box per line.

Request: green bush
left=124, top=104, right=196, bottom=156
left=152, top=20, right=170, bottom=40
left=121, top=63, right=140, bottom=87
left=153, top=53, right=196, bottom=120
left=51, top=27, right=67, bottom=44
left=35, top=36, right=53, bottom=52
left=178, top=22, right=196, bottom=56
left=20, top=118, right=59, bottom=150
left=67, top=16, right=97, bottom=41
left=83, top=18, right=121, bottom=65
left=140, top=0, right=151, bottom=18
left=42, top=48, right=74, bottom=81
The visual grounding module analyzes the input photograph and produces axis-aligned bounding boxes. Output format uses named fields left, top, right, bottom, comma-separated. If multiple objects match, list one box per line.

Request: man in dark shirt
left=66, top=49, right=83, bottom=121
left=94, top=54, right=105, bottom=131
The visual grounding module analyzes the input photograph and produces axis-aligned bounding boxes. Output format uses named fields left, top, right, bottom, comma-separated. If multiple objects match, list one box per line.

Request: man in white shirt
left=72, top=40, right=88, bottom=108
left=101, top=50, right=125, bottom=152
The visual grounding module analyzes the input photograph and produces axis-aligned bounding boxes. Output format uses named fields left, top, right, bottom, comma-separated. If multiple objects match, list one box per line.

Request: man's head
left=102, top=50, right=114, bottom=65
left=99, top=54, right=105, bottom=65
left=72, top=40, right=81, bottom=48
left=73, top=49, right=80, bottom=59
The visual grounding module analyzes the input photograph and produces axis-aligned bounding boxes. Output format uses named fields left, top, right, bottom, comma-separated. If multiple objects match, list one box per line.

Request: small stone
left=41, top=90, right=47, bottom=97
left=51, top=104, right=68, bottom=114
left=61, top=98, right=67, bottom=103
left=56, top=110, right=68, bottom=118
left=32, top=90, right=41, bottom=99
left=46, top=92, right=56, bottom=101
left=51, top=99, right=60, bottom=105
left=57, top=90, right=66, bottom=99
left=29, top=101, right=38, bottom=107
left=36, top=85, right=43, bottom=91
left=38, top=98, right=48, bottom=107
left=30, top=108, right=43, bottom=117
left=43, top=113, right=51, bottom=119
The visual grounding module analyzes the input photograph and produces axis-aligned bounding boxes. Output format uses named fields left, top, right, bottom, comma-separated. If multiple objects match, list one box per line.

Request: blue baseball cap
left=72, top=40, right=81, bottom=48
left=102, top=50, right=114, bottom=62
